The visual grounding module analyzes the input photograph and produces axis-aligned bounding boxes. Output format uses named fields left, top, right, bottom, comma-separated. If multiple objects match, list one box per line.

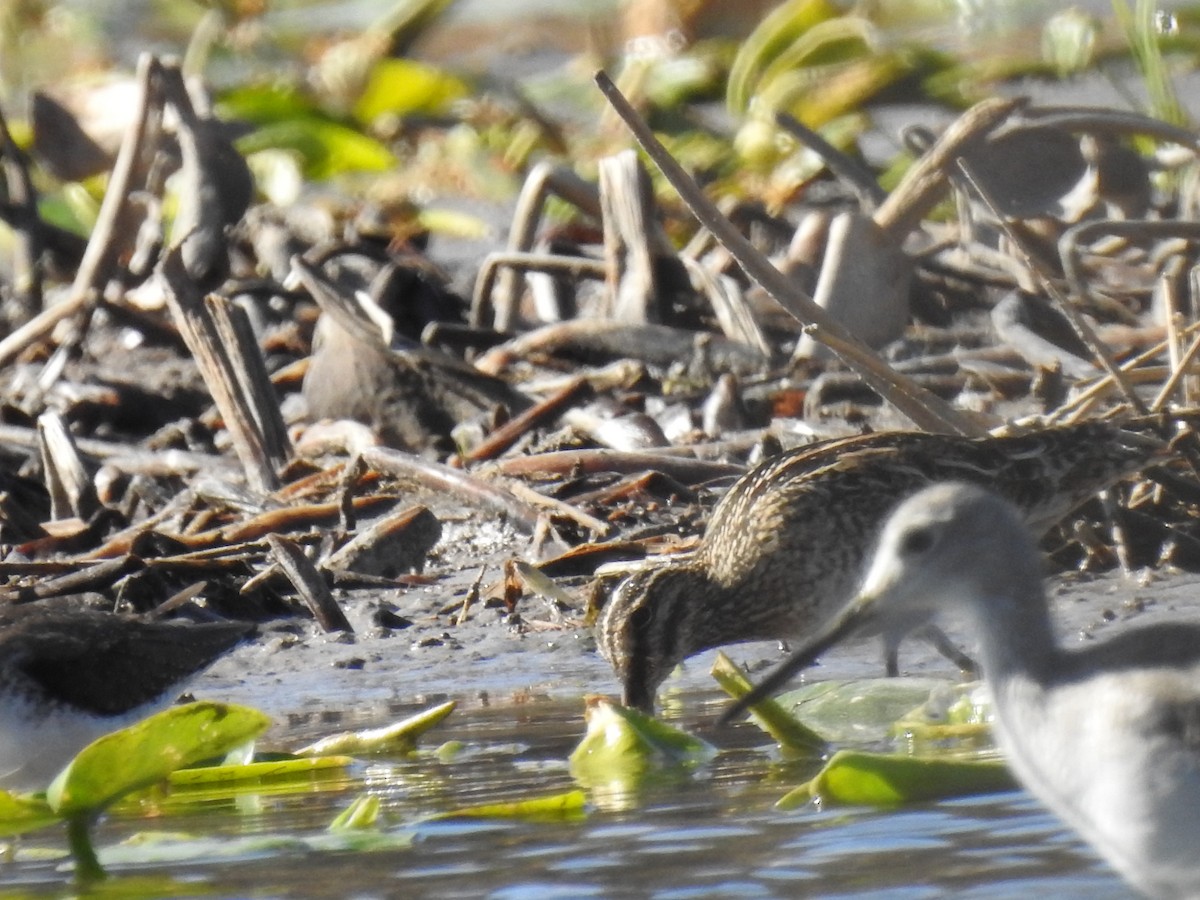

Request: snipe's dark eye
left=899, top=526, right=935, bottom=557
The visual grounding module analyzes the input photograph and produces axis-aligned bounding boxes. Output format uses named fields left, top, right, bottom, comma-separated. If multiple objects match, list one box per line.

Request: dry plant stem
left=472, top=252, right=608, bottom=324
left=502, top=478, right=612, bottom=537
left=874, top=96, right=1026, bottom=242
left=482, top=161, right=602, bottom=330
left=489, top=447, right=743, bottom=482
left=161, top=249, right=280, bottom=492
left=360, top=446, right=543, bottom=532
left=1060, top=219, right=1200, bottom=412
left=1051, top=325, right=1198, bottom=422
left=599, top=149, right=658, bottom=321
left=1152, top=327, right=1200, bottom=411
left=464, top=376, right=592, bottom=463
left=208, top=296, right=293, bottom=467
left=0, top=555, right=141, bottom=603
left=1012, top=108, right=1200, bottom=153
left=775, top=112, right=886, bottom=209
left=956, top=162, right=1145, bottom=413
left=594, top=70, right=982, bottom=438
left=266, top=533, right=352, bottom=633
left=0, top=422, right=231, bottom=477
left=456, top=566, right=486, bottom=626
left=0, top=104, right=43, bottom=319
left=0, top=54, right=161, bottom=368
left=36, top=412, right=96, bottom=520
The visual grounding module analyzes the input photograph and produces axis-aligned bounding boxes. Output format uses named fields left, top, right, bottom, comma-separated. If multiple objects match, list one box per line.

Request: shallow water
left=0, top=688, right=1135, bottom=898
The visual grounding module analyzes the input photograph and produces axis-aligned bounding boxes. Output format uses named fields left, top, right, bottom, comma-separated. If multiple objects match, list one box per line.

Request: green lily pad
left=168, top=754, right=353, bottom=788
left=0, top=790, right=57, bottom=838
left=444, top=789, right=588, bottom=822
left=779, top=749, right=1016, bottom=809
left=569, top=696, right=715, bottom=803
left=773, top=678, right=966, bottom=743
left=296, top=700, right=456, bottom=757
left=47, top=702, right=271, bottom=817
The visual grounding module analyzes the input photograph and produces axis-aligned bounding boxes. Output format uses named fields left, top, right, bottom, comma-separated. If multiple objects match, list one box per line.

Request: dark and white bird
left=0, top=608, right=251, bottom=791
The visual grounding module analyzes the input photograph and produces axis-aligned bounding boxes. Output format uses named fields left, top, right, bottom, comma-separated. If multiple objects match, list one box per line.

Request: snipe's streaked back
left=597, top=421, right=1165, bottom=711
left=0, top=608, right=251, bottom=790
left=725, top=482, right=1200, bottom=899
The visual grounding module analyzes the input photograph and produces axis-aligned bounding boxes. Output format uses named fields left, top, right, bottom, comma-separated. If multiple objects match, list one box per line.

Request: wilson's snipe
left=724, top=482, right=1200, bottom=898
left=597, top=422, right=1166, bottom=711
left=0, top=608, right=251, bottom=790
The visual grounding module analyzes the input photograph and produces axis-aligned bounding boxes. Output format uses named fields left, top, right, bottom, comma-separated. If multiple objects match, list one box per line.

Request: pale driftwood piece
left=360, top=446, right=543, bottom=532
left=502, top=478, right=613, bottom=538
left=184, top=495, right=396, bottom=547
left=594, top=70, right=986, bottom=438
left=36, top=412, right=97, bottom=521
left=0, top=425, right=231, bottom=479
left=0, top=54, right=162, bottom=368
left=481, top=161, right=602, bottom=330
left=0, top=554, right=141, bottom=603
left=464, top=376, right=591, bottom=463
left=680, top=256, right=772, bottom=357
left=797, top=98, right=1027, bottom=360
left=266, top=533, right=352, bottom=633
left=487, top=448, right=744, bottom=482
left=322, top=504, right=441, bottom=578
left=207, top=295, right=293, bottom=468
left=161, top=248, right=279, bottom=492
left=599, top=149, right=659, bottom=322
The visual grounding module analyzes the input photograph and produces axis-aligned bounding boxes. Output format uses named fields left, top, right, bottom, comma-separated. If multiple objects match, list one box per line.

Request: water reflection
left=0, top=692, right=1133, bottom=898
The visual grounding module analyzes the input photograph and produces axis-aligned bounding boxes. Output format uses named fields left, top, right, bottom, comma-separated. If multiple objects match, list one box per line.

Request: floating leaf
left=710, top=652, right=825, bottom=754
left=296, top=700, right=456, bottom=758
left=769, top=677, right=960, bottom=744
left=168, top=755, right=353, bottom=788
left=354, top=59, right=469, bottom=124
left=330, top=794, right=382, bottom=831
left=779, top=749, right=1015, bottom=809
left=569, top=695, right=715, bottom=805
left=0, top=790, right=57, bottom=838
left=47, top=702, right=271, bottom=817
left=444, top=789, right=588, bottom=822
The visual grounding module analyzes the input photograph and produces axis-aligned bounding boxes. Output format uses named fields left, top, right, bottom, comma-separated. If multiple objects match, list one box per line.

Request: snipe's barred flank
left=597, top=421, right=1165, bottom=711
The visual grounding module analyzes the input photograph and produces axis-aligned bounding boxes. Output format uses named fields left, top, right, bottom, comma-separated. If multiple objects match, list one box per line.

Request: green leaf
left=167, top=755, right=352, bottom=788
left=296, top=700, right=456, bottom=757
left=236, top=119, right=395, bottom=180
left=329, top=794, right=381, bottom=831
left=710, top=652, right=826, bottom=754
left=0, top=790, right=57, bottom=838
left=444, top=789, right=588, bottom=821
left=779, top=749, right=1016, bottom=809
left=46, top=702, right=271, bottom=817
left=217, top=82, right=322, bottom=126
left=353, top=58, right=469, bottom=124
left=569, top=696, right=715, bottom=802
left=771, top=677, right=963, bottom=744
